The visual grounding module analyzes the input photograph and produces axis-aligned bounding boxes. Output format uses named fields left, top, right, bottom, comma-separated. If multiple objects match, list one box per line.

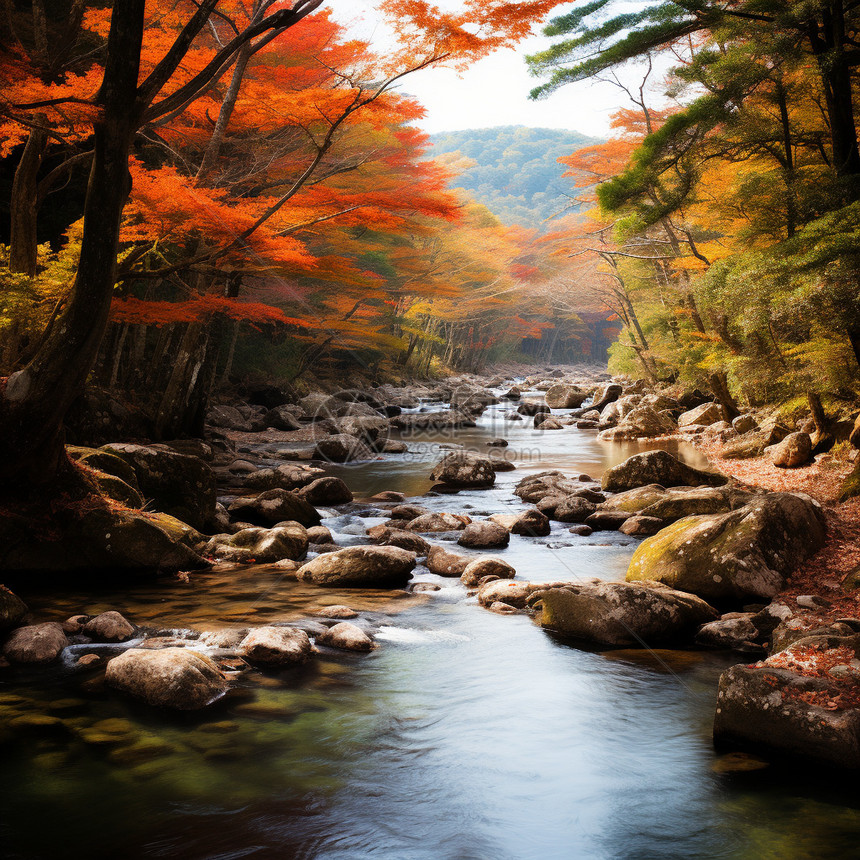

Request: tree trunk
left=9, top=116, right=47, bottom=275
left=709, top=371, right=740, bottom=421
left=0, top=1, right=145, bottom=488
left=154, top=322, right=208, bottom=439
left=807, top=390, right=834, bottom=453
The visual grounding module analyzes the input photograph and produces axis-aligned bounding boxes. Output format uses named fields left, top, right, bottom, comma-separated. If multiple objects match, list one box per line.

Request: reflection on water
left=3, top=388, right=860, bottom=859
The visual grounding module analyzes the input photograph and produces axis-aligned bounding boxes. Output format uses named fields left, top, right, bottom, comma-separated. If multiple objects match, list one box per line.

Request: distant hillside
left=427, top=126, right=598, bottom=228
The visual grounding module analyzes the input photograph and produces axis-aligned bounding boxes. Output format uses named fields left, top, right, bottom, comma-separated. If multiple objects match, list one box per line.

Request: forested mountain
left=427, top=126, right=597, bottom=227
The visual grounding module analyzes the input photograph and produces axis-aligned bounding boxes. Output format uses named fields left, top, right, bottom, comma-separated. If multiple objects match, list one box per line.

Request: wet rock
left=767, top=432, right=813, bottom=468
left=695, top=614, right=763, bottom=652
left=426, top=545, right=470, bottom=576
left=590, top=383, right=623, bottom=413
left=76, top=653, right=101, bottom=668
left=568, top=524, right=593, bottom=536
left=553, top=496, right=597, bottom=523
left=105, top=648, right=228, bottom=709
left=458, top=521, right=510, bottom=549
left=307, top=525, right=333, bottom=544
left=514, top=471, right=598, bottom=504
left=429, top=452, right=496, bottom=488
left=243, top=463, right=325, bottom=492
left=203, top=523, right=308, bottom=564
left=404, top=512, right=471, bottom=532
left=389, top=504, right=429, bottom=521
left=461, top=557, right=516, bottom=587
left=83, top=611, right=135, bottom=643
left=297, top=477, right=353, bottom=505
left=0, top=585, right=27, bottom=631
left=619, top=516, right=665, bottom=537
left=3, top=623, right=68, bottom=664
left=601, top=450, right=727, bottom=493
left=714, top=634, right=860, bottom=768
left=314, top=605, right=358, bottom=619
left=62, top=614, right=88, bottom=635
left=626, top=493, right=826, bottom=603
left=297, top=545, right=416, bottom=588
left=101, top=443, right=216, bottom=530
left=264, top=406, right=302, bottom=431
left=531, top=581, right=718, bottom=647
left=477, top=579, right=569, bottom=609
left=502, top=387, right=521, bottom=400
left=381, top=440, right=409, bottom=453
left=487, top=438, right=508, bottom=447
left=584, top=511, right=631, bottom=531
left=545, top=384, right=587, bottom=409
left=317, top=622, right=375, bottom=652
left=517, top=400, right=550, bottom=416
left=510, top=508, right=551, bottom=537
left=313, top=434, right=374, bottom=463
left=239, top=626, right=313, bottom=666
left=373, top=528, right=431, bottom=555
left=678, top=402, right=724, bottom=428
left=227, top=489, right=321, bottom=527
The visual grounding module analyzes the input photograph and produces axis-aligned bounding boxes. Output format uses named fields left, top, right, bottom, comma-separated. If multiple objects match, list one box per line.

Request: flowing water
left=3, top=391, right=860, bottom=859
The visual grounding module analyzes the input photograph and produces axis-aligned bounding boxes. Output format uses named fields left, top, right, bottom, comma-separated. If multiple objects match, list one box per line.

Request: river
left=2, top=388, right=860, bottom=859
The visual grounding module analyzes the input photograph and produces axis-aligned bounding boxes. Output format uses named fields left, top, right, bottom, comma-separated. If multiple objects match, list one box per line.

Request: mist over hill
left=426, top=126, right=598, bottom=228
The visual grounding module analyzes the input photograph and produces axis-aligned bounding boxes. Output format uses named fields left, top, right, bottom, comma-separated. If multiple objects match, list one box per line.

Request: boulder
left=228, top=489, right=321, bottom=527
left=517, top=400, right=551, bottom=416
left=619, top=516, right=665, bottom=537
left=404, top=512, right=470, bottom=532
left=477, top=579, right=571, bottom=609
left=307, top=525, right=333, bottom=544
left=460, top=557, right=516, bottom=587
left=297, top=545, right=416, bottom=588
left=373, top=528, right=431, bottom=555
left=202, top=523, right=308, bottom=564
left=590, top=383, right=623, bottom=413
left=101, top=443, right=216, bottom=530
left=243, top=463, right=324, bottom=492
left=584, top=511, right=632, bottom=530
left=426, top=545, right=470, bottom=576
left=510, top=509, right=551, bottom=537
left=568, top=524, right=593, bottom=536
left=337, top=415, right=390, bottom=444
left=713, top=634, right=860, bottom=768
left=597, top=406, right=675, bottom=440
left=3, top=622, right=68, bottom=664
left=297, top=477, right=353, bottom=505
left=553, top=496, right=597, bottom=523
left=313, top=434, right=374, bottom=463
left=105, top=648, right=228, bottom=710
left=83, top=611, right=135, bottom=642
left=265, top=406, right=302, bottom=431
left=429, top=452, right=496, bottom=488
left=391, top=411, right=476, bottom=432
left=599, top=485, right=753, bottom=524
left=514, top=471, right=599, bottom=504
left=695, top=614, right=763, bottom=651
left=487, top=438, right=508, bottom=447
left=678, top=403, right=724, bottom=427
left=317, top=622, right=375, bottom=652
left=732, top=414, right=758, bottom=435
left=0, top=585, right=28, bottom=631
left=601, top=450, right=727, bottom=492
left=389, top=504, right=429, bottom=521
left=530, top=581, right=718, bottom=646
left=545, top=384, right=587, bottom=409
left=538, top=418, right=565, bottom=430
left=626, top=493, right=826, bottom=603
left=458, top=521, right=510, bottom=549
left=599, top=395, right=638, bottom=426
left=239, top=626, right=313, bottom=666
left=767, top=432, right=813, bottom=468
left=207, top=404, right=252, bottom=431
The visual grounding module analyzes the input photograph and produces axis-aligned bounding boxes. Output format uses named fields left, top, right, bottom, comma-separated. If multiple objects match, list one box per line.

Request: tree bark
left=9, top=116, right=47, bottom=275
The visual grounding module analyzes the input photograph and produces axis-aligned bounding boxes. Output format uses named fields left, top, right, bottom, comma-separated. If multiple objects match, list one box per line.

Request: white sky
left=328, top=1, right=656, bottom=139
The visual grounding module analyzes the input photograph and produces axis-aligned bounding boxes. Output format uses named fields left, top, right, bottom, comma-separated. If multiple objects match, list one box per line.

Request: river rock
left=313, top=434, right=374, bottom=463
left=600, top=485, right=753, bottom=524
left=429, top=452, right=496, bottom=488
left=239, top=626, right=313, bottom=666
left=404, top=512, right=471, bottom=532
left=601, top=450, right=727, bottom=492
left=545, top=384, right=587, bottom=409
left=590, top=383, right=623, bottom=412
left=0, top=585, right=28, bottom=631
left=510, top=509, right=551, bottom=536
left=598, top=406, right=675, bottom=441
left=531, top=581, right=718, bottom=647
left=244, top=463, right=324, bottom=492
left=426, top=545, right=470, bottom=576
left=374, top=529, right=431, bottom=555
left=517, top=400, right=550, bottom=416
left=599, top=395, right=638, bottom=426
left=307, top=525, right=333, bottom=544
left=314, top=605, right=358, bottom=619
left=83, top=611, right=135, bottom=642
left=695, top=614, right=763, bottom=651
left=584, top=510, right=632, bottom=530
left=514, top=471, right=599, bottom=504
left=767, top=432, right=813, bottom=468
left=101, top=443, right=216, bottom=530
left=297, top=477, right=353, bottom=505
left=713, top=634, right=860, bottom=768
left=626, top=493, right=826, bottom=603
left=228, top=489, right=321, bottom=527
left=460, top=557, right=516, bottom=587
left=389, top=504, right=429, bottom=521
left=3, top=623, right=68, bottom=664
left=391, top=411, right=476, bottom=432
left=553, top=496, right=597, bottom=523
left=297, top=546, right=416, bottom=588
left=477, top=579, right=572, bottom=609
left=568, top=524, right=593, bottom=536
left=678, top=403, right=723, bottom=427
left=619, top=516, right=665, bottom=537
left=732, top=414, right=758, bottom=434
left=316, top=622, right=375, bottom=652
left=203, top=523, right=308, bottom=563
left=458, top=521, right=510, bottom=549
left=105, top=648, right=227, bottom=710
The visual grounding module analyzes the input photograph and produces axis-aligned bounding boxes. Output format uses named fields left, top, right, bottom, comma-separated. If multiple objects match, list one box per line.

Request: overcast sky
left=329, top=1, right=655, bottom=139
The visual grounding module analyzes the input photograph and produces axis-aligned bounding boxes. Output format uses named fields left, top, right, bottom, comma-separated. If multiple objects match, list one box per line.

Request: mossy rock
left=840, top=461, right=860, bottom=502
left=626, top=493, right=826, bottom=604
left=66, top=446, right=140, bottom=490
left=90, top=471, right=144, bottom=508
